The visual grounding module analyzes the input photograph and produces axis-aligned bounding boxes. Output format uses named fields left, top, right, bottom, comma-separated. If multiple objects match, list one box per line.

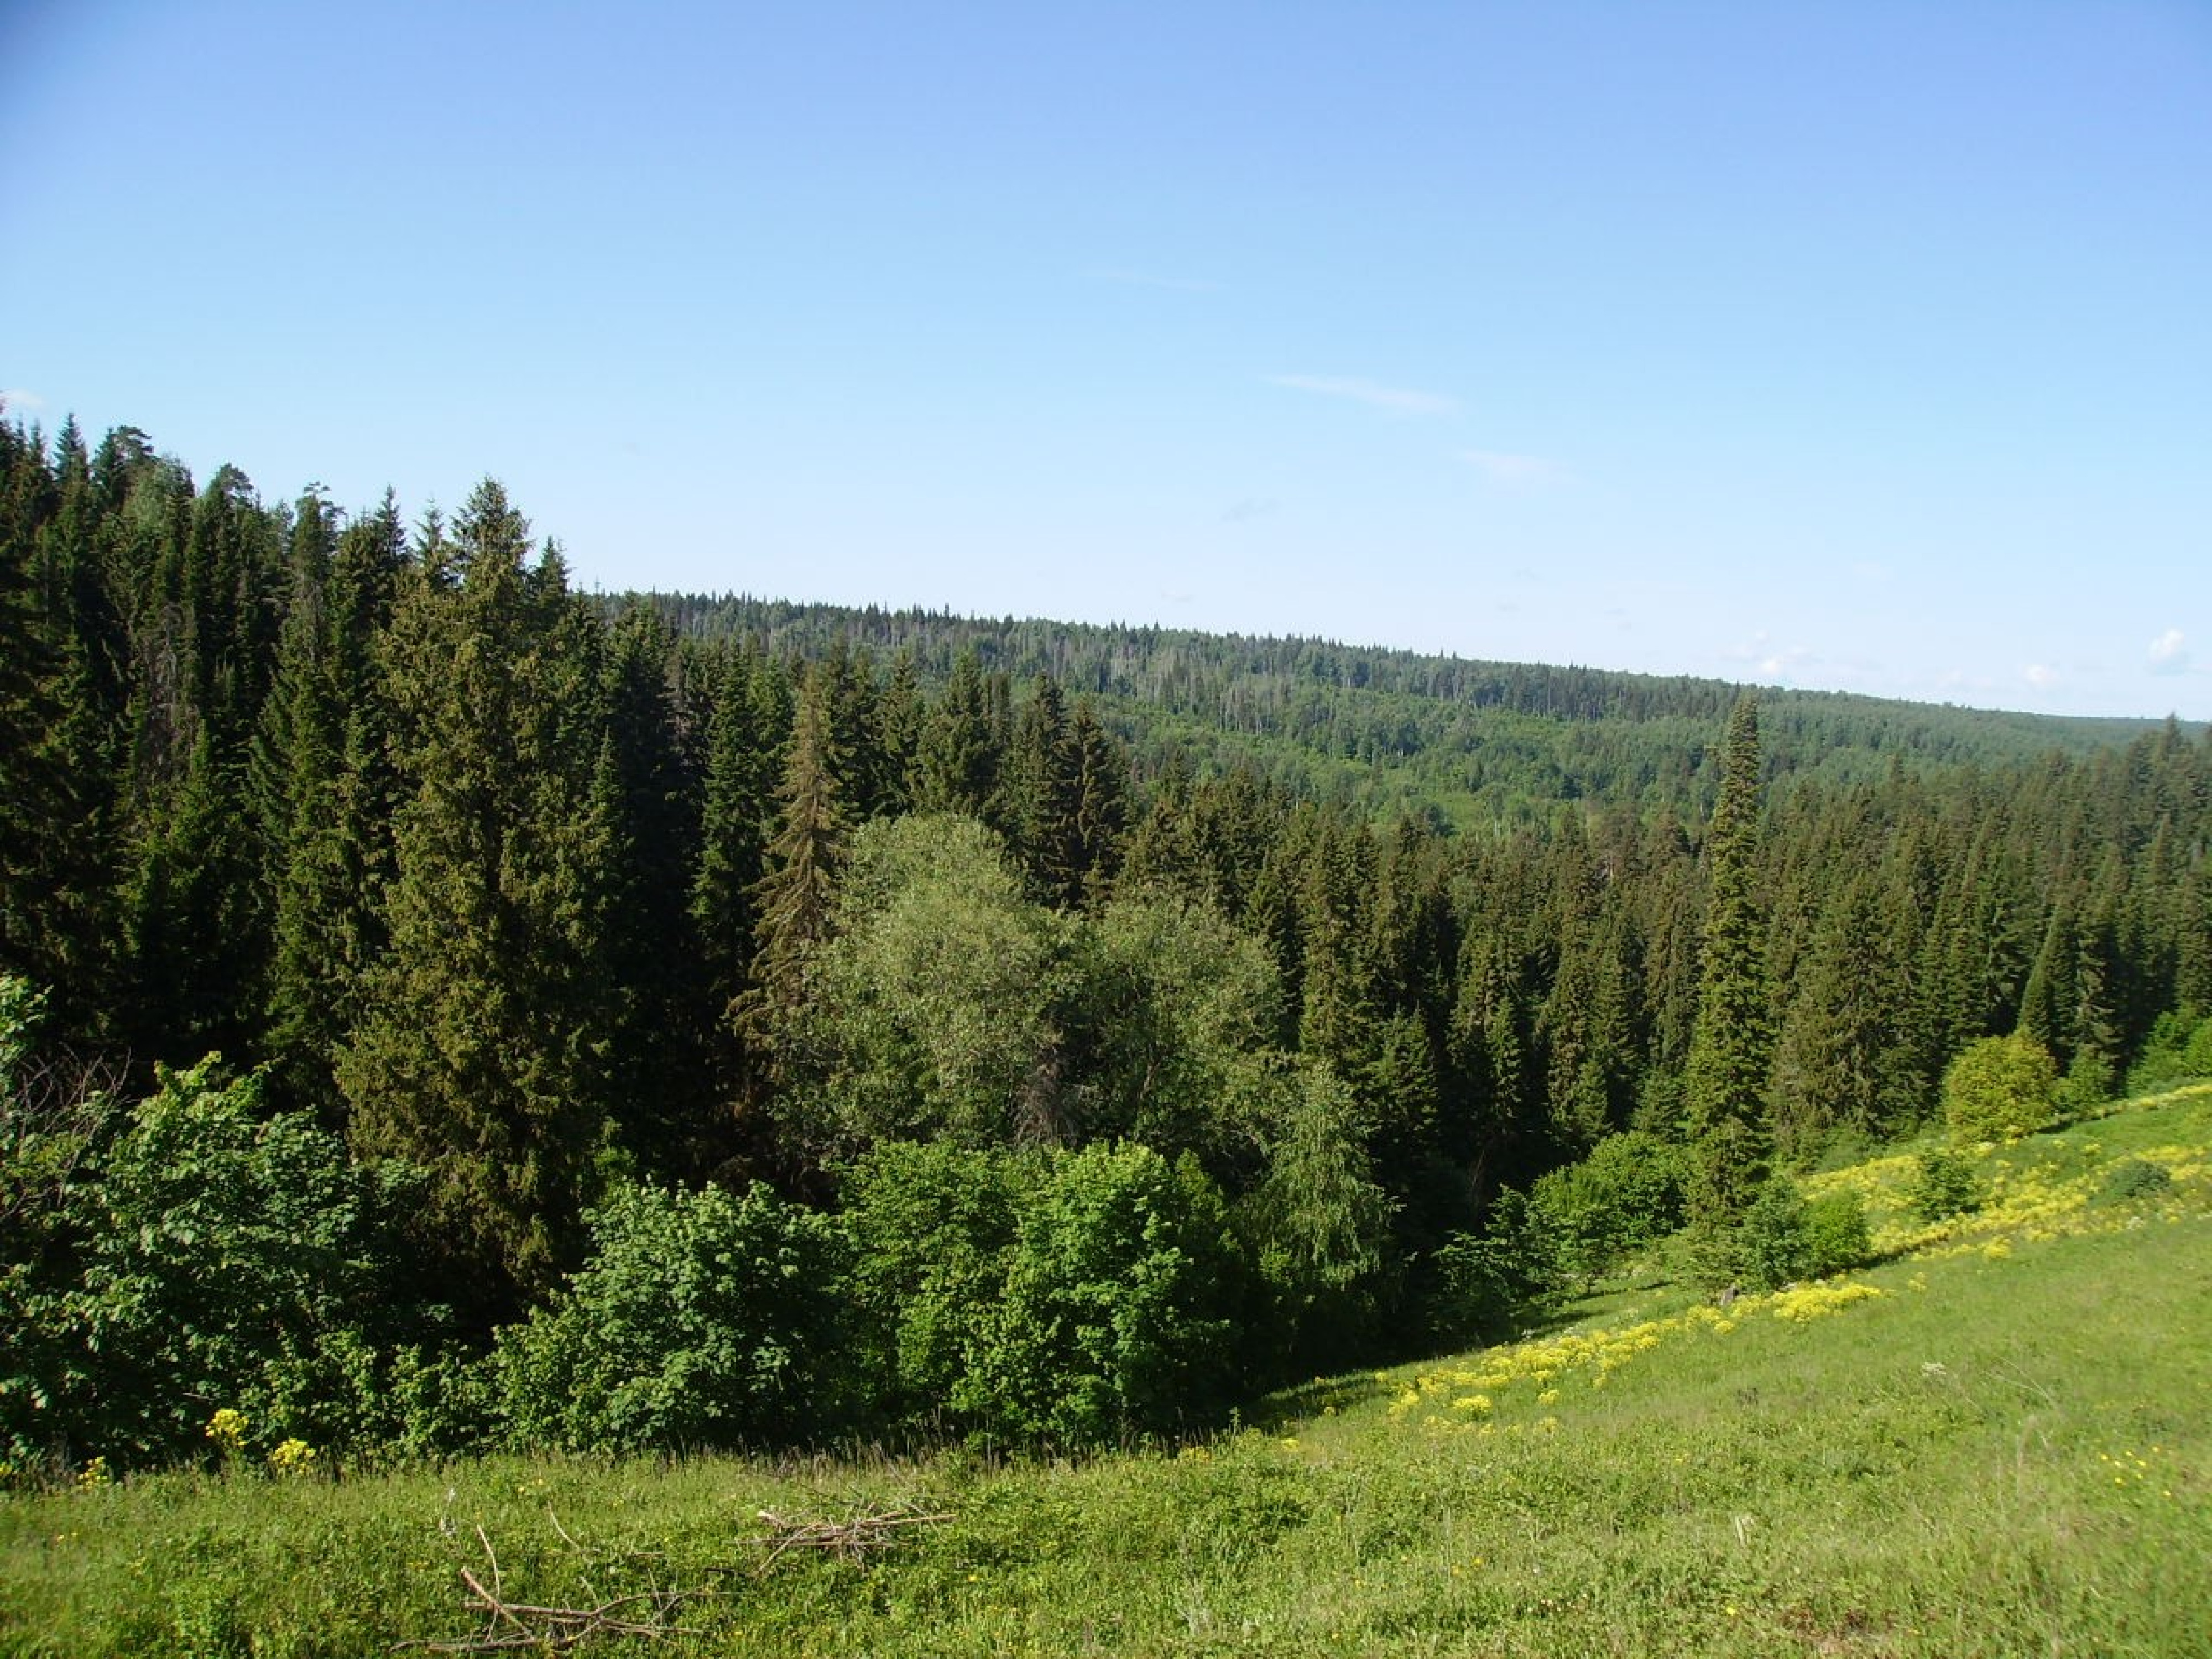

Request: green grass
left=6, top=1087, right=2209, bottom=1657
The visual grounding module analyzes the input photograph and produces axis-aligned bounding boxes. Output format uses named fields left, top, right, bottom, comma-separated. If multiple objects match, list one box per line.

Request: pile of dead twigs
left=399, top=1521, right=709, bottom=1653
left=742, top=1500, right=952, bottom=1574
left=401, top=1499, right=953, bottom=1652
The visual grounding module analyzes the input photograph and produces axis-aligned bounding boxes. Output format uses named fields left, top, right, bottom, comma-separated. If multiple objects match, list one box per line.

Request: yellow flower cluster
left=205, top=1407, right=248, bottom=1458
left=1765, top=1281, right=1885, bottom=1321
left=1802, top=1099, right=2212, bottom=1267
left=1385, top=1280, right=1887, bottom=1434
left=268, top=1438, right=317, bottom=1477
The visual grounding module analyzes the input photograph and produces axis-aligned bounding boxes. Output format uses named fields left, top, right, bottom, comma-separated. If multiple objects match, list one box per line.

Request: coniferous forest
left=4, top=417, right=2210, bottom=1471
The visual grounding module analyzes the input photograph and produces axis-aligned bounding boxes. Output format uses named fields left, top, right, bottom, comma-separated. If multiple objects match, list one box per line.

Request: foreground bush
left=3, top=1048, right=422, bottom=1472
left=1527, top=1131, right=1687, bottom=1290
left=844, top=1140, right=1248, bottom=1447
left=497, top=1182, right=853, bottom=1453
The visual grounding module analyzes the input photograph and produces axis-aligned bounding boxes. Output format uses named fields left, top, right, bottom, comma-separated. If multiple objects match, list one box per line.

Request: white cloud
left=1266, top=375, right=1458, bottom=416
left=0, top=388, right=45, bottom=415
left=2024, top=664, right=2060, bottom=690
left=1462, top=448, right=1564, bottom=484
left=2150, top=628, right=2190, bottom=675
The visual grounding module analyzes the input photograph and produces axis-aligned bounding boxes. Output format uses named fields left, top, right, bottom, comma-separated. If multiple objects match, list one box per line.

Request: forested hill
left=623, top=593, right=2161, bottom=826
left=5, top=420, right=2211, bottom=1472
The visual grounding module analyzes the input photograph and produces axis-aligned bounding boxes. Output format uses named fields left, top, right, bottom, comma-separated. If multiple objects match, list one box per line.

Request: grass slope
left=5, top=1088, right=2209, bottom=1657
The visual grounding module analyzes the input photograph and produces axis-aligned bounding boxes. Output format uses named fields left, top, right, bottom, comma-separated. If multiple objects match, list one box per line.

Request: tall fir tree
left=914, top=648, right=1002, bottom=820
left=336, top=482, right=617, bottom=1321
left=1682, top=693, right=1773, bottom=1259
left=730, top=659, right=849, bottom=1100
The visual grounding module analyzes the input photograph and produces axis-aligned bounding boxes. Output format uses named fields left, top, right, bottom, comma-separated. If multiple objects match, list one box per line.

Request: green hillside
left=627, top=594, right=2166, bottom=826
left=8, top=1084, right=2205, bottom=1657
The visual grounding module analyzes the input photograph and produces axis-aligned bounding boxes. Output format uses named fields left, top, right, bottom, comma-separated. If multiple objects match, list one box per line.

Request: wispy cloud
left=1266, top=374, right=1458, bottom=416
left=2024, top=663, right=2061, bottom=691
left=1462, top=448, right=1565, bottom=485
left=2150, top=628, right=2191, bottom=675
left=1094, top=268, right=1219, bottom=294
left=0, top=388, right=45, bottom=415
left=1222, top=497, right=1276, bottom=523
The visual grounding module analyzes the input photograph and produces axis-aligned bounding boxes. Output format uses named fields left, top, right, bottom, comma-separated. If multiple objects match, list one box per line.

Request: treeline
left=2, top=416, right=2209, bottom=1468
left=631, top=594, right=2159, bottom=821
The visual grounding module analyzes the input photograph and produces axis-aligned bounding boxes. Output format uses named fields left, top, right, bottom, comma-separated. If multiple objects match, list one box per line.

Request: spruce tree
left=1065, top=700, right=1129, bottom=906
left=914, top=649, right=1001, bottom=820
left=336, top=482, right=616, bottom=1320
left=731, top=661, right=849, bottom=1092
left=1682, top=693, right=1773, bottom=1263
left=690, top=641, right=783, bottom=1112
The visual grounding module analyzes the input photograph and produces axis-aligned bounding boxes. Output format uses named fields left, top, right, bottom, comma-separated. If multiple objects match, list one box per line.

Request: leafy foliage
left=1526, top=1130, right=1687, bottom=1290
left=969, top=1142, right=1244, bottom=1446
left=1943, top=1033, right=2058, bottom=1144
left=19, top=1056, right=417, bottom=1467
left=497, top=1181, right=852, bottom=1454
left=2100, top=1156, right=2173, bottom=1204
left=1908, top=1147, right=1984, bottom=1222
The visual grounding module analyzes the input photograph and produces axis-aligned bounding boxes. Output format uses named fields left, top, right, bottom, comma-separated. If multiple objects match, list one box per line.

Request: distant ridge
left=615, top=591, right=2168, bottom=826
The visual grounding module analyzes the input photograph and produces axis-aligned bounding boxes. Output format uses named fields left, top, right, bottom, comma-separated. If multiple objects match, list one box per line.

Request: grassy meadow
left=4, top=1085, right=2209, bottom=1657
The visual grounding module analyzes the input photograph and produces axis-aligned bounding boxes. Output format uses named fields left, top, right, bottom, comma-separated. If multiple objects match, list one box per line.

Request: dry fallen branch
left=742, top=1501, right=952, bottom=1574
left=398, top=1521, right=709, bottom=1653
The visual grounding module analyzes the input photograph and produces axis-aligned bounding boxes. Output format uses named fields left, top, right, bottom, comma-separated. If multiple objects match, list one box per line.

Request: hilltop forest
left=3, top=417, right=2210, bottom=1469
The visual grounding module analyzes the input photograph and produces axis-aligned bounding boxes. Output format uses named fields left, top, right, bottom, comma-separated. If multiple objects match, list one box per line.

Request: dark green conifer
left=336, top=481, right=617, bottom=1320
left=1682, top=694, right=1773, bottom=1256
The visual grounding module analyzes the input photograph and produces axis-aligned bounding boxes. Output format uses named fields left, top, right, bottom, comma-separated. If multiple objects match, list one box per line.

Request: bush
left=1527, top=1131, right=1687, bottom=1291
left=2185, top=1016, right=2212, bottom=1079
left=1943, top=1034, right=2057, bottom=1144
left=1726, top=1182, right=1867, bottom=1291
left=2100, top=1157, right=2174, bottom=1204
left=1800, top=1191, right=1873, bottom=1276
left=59, top=1057, right=420, bottom=1467
left=1425, top=1190, right=1550, bottom=1347
left=497, top=1181, right=853, bottom=1454
left=2054, top=1049, right=2115, bottom=1121
left=844, top=1140, right=1251, bottom=1448
left=841, top=1140, right=1023, bottom=1427
left=1908, top=1147, right=1983, bottom=1222
left=2124, top=1010, right=2199, bottom=1095
left=1732, top=1180, right=1812, bottom=1292
left=965, top=1143, right=1246, bottom=1447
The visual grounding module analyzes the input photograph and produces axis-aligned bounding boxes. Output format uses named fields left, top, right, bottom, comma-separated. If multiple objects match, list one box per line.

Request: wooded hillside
left=3, top=418, right=2208, bottom=1463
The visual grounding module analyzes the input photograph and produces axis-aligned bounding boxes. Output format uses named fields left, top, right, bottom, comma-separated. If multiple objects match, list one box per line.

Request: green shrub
left=1908, top=1147, right=1983, bottom=1222
left=497, top=1181, right=853, bottom=1454
left=1527, top=1131, right=1687, bottom=1291
left=2100, top=1157, right=2174, bottom=1204
left=2054, top=1049, right=2115, bottom=1121
left=1800, top=1190, right=1874, bottom=1275
left=2184, top=1016, right=2212, bottom=1079
left=1943, top=1034, right=2056, bottom=1143
left=2124, top=1009, right=2199, bottom=1095
left=963, top=1142, right=1245, bottom=1447
left=1426, top=1191, right=1550, bottom=1346
left=841, top=1140, right=1023, bottom=1427
left=58, top=1056, right=420, bottom=1467
left=1732, top=1180, right=1812, bottom=1292
left=1728, top=1182, right=1868, bottom=1291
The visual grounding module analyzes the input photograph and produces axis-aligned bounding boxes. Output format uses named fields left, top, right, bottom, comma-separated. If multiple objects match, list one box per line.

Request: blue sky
left=3, top=1, right=2206, bottom=719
